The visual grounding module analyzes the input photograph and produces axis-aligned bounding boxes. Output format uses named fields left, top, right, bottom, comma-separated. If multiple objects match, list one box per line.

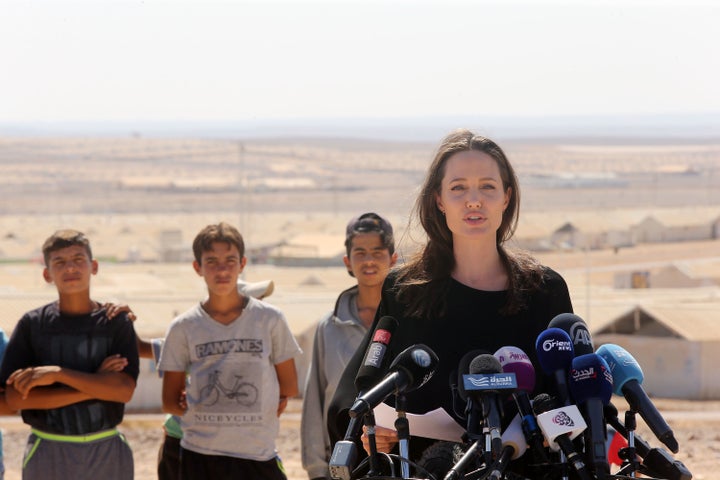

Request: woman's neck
left=451, top=239, right=508, bottom=291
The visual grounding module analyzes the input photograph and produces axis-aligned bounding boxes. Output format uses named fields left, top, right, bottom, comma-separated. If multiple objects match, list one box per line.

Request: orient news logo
left=542, top=338, right=572, bottom=352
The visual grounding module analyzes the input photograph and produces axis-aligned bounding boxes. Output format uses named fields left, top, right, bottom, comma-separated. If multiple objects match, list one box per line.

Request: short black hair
left=344, top=212, right=395, bottom=257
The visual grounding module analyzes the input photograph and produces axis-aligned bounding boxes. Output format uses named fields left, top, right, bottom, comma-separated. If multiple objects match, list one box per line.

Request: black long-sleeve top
left=328, top=267, right=573, bottom=466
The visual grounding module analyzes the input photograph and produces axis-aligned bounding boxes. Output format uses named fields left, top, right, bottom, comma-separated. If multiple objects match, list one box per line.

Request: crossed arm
left=5, top=354, right=135, bottom=411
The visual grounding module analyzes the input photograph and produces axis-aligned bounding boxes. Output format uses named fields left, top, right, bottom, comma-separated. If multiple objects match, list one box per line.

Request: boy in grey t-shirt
left=158, top=222, right=300, bottom=479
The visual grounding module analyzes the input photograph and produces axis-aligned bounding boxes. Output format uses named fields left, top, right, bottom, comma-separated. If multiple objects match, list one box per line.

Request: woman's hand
left=361, top=425, right=399, bottom=454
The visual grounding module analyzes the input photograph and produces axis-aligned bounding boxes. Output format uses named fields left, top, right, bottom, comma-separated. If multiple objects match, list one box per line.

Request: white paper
left=372, top=402, right=466, bottom=443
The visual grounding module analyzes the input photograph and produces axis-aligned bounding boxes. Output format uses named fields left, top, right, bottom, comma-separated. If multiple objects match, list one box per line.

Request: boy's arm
left=137, top=337, right=154, bottom=359
left=6, top=365, right=135, bottom=406
left=162, top=371, right=187, bottom=416
left=5, top=382, right=93, bottom=411
left=0, top=387, right=17, bottom=415
left=275, top=358, right=299, bottom=416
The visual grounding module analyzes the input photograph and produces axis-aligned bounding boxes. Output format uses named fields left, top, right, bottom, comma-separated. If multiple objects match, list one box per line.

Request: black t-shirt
left=328, top=267, right=573, bottom=462
left=0, top=302, right=140, bottom=434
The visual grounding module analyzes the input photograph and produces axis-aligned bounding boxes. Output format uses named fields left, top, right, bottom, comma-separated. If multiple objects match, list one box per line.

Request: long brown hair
left=395, top=129, right=544, bottom=318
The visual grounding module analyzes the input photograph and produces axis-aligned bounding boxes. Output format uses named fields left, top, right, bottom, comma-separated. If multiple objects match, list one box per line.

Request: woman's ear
left=435, top=193, right=445, bottom=214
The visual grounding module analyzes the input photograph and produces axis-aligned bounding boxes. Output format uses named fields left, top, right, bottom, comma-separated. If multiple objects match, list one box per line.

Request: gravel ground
left=2, top=398, right=717, bottom=479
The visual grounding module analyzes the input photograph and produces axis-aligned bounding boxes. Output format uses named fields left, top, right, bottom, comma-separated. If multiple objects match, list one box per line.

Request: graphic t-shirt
left=158, top=298, right=300, bottom=461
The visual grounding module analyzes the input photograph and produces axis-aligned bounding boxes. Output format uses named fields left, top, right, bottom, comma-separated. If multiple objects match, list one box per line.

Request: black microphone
left=443, top=441, right=482, bottom=480
left=354, top=316, right=399, bottom=394
left=329, top=317, right=398, bottom=480
left=349, top=344, right=439, bottom=418
left=533, top=393, right=592, bottom=480
left=548, top=313, right=594, bottom=356
left=455, top=349, right=490, bottom=438
left=568, top=353, right=613, bottom=480
left=604, top=403, right=692, bottom=480
left=464, top=354, right=515, bottom=457
left=596, top=343, right=679, bottom=453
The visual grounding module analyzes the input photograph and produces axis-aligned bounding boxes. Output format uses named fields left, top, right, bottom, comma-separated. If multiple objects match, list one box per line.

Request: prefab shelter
left=593, top=304, right=720, bottom=400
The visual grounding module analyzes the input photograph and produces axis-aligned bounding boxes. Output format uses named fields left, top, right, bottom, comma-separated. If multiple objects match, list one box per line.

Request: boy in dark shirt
left=0, top=229, right=139, bottom=479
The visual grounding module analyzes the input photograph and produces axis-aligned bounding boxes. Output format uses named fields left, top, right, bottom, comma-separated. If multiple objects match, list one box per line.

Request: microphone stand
left=616, top=410, right=640, bottom=478
left=482, top=424, right=494, bottom=468
left=364, top=411, right=381, bottom=477
left=557, top=450, right=570, bottom=480
left=394, top=394, right=411, bottom=479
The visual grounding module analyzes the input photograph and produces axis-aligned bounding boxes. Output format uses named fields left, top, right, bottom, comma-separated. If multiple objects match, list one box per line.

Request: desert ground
left=2, top=397, right=719, bottom=479
left=1, top=135, right=719, bottom=478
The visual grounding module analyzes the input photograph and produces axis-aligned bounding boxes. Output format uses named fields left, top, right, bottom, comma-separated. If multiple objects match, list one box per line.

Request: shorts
left=23, top=428, right=133, bottom=480
left=180, top=447, right=286, bottom=480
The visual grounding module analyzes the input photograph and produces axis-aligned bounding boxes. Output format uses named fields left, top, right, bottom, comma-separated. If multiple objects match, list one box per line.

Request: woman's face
left=435, top=149, right=511, bottom=242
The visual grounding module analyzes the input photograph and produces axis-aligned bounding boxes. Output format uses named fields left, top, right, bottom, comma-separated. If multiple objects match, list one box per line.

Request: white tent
left=593, top=304, right=720, bottom=400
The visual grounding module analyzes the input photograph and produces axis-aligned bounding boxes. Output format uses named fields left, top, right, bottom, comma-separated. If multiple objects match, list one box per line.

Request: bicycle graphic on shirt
left=199, top=370, right=259, bottom=407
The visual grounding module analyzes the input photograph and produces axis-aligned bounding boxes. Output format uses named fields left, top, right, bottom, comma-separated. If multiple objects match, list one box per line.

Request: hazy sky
left=1, top=0, right=718, bottom=122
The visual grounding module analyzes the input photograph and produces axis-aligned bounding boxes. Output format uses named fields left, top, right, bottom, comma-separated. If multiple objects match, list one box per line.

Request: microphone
left=330, top=318, right=398, bottom=480
left=604, top=403, right=692, bottom=480
left=596, top=343, right=679, bottom=453
left=493, top=346, right=548, bottom=463
left=354, top=316, right=399, bottom=394
left=533, top=394, right=591, bottom=480
left=349, top=344, right=439, bottom=418
left=548, top=313, right=594, bottom=356
left=568, top=353, right=613, bottom=480
left=444, top=413, right=527, bottom=480
left=464, top=354, right=515, bottom=456
left=483, top=414, right=528, bottom=480
left=441, top=350, right=491, bottom=480
left=535, top=328, right=574, bottom=404
left=455, top=349, right=490, bottom=438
